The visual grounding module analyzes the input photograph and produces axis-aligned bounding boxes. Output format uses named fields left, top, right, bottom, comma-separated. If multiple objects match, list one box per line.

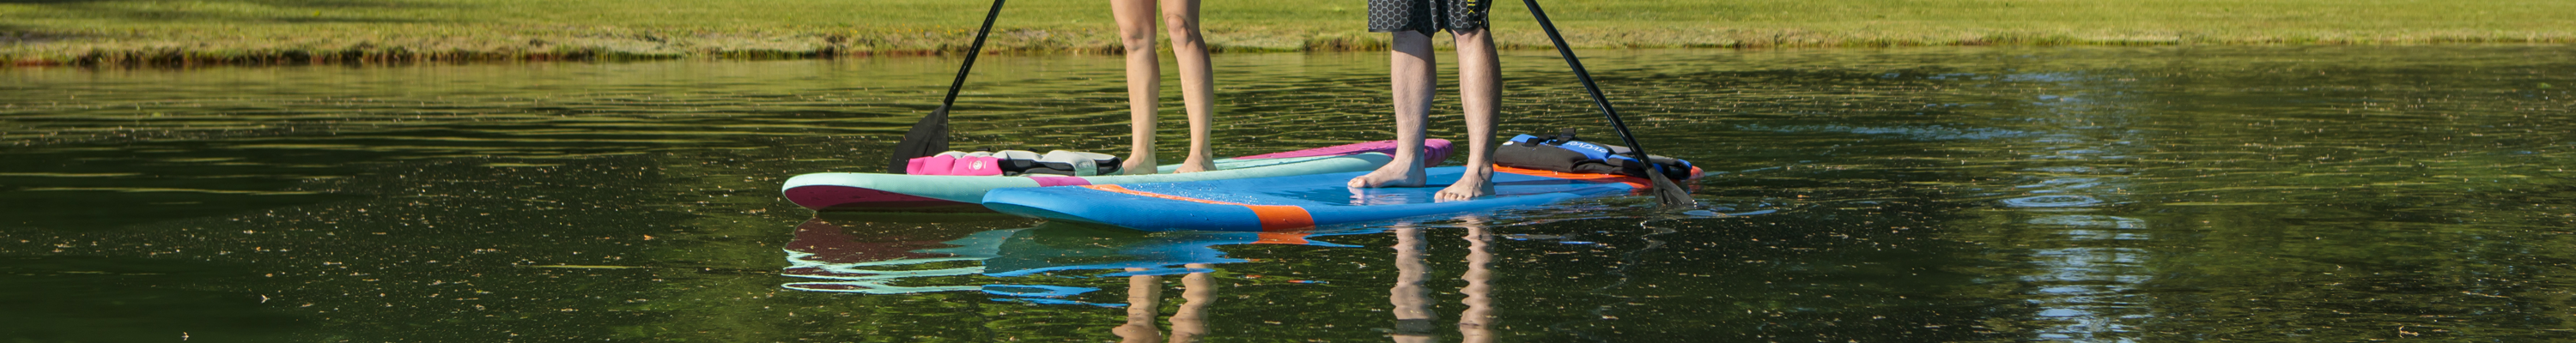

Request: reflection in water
left=1388, top=220, right=1498, bottom=343
left=1116, top=264, right=1216, bottom=343
left=1458, top=222, right=1497, bottom=343
left=777, top=215, right=1360, bottom=305
left=1388, top=225, right=1438, bottom=342
left=1989, top=75, right=2154, bottom=341
left=1170, top=264, right=1217, bottom=342
left=778, top=214, right=1510, bottom=341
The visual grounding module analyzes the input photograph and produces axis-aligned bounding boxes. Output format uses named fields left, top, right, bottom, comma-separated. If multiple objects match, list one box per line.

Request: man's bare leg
left=1162, top=0, right=1218, bottom=173
left=1348, top=31, right=1435, bottom=188
left=1437, top=28, right=1498, bottom=201
left=1111, top=0, right=1163, bottom=175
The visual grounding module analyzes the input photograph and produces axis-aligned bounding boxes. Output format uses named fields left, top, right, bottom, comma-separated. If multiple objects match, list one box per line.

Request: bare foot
left=1121, top=156, right=1157, bottom=175
left=1436, top=165, right=1494, bottom=201
left=1173, top=158, right=1218, bottom=173
left=1347, top=161, right=1427, bottom=188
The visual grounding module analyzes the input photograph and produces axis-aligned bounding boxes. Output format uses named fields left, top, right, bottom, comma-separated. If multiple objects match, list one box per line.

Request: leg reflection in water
left=1388, top=218, right=1498, bottom=343
left=1170, top=263, right=1216, bottom=342
left=1115, top=264, right=1218, bottom=343
left=1390, top=226, right=1439, bottom=342
left=1115, top=268, right=1165, bottom=343
left=1457, top=220, right=1495, bottom=343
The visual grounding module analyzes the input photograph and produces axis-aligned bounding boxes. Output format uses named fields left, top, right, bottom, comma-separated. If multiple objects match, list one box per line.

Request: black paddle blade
left=887, top=105, right=951, bottom=173
left=1646, top=165, right=1697, bottom=209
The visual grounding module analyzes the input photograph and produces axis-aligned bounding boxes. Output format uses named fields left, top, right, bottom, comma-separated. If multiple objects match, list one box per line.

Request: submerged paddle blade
left=888, top=105, right=952, bottom=173
left=1646, top=165, right=1696, bottom=209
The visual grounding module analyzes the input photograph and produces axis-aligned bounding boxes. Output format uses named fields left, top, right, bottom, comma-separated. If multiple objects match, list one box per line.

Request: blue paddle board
left=980, top=165, right=1701, bottom=232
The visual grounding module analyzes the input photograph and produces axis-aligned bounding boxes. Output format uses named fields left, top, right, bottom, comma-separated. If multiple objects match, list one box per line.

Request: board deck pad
left=981, top=165, right=1701, bottom=232
left=783, top=140, right=1449, bottom=212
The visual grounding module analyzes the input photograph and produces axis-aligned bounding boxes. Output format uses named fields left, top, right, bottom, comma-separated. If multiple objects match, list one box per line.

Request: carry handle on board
left=889, top=0, right=1008, bottom=173
left=1520, top=0, right=1698, bottom=209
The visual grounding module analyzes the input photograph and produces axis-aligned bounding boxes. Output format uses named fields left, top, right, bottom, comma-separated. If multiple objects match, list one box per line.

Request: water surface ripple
left=3, top=45, right=2573, bottom=341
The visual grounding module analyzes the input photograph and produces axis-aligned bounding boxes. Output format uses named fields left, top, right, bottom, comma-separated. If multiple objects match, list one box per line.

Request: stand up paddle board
left=980, top=165, right=1702, bottom=232
left=785, top=140, right=1450, bottom=212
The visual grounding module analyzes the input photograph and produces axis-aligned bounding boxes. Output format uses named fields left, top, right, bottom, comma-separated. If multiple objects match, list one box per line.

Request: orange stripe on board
left=1079, top=184, right=1316, bottom=232
left=1492, top=165, right=1705, bottom=194
left=1492, top=165, right=1652, bottom=189
left=1241, top=206, right=1318, bottom=232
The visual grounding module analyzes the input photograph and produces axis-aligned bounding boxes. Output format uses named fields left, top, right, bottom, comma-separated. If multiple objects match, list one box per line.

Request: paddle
left=889, top=0, right=1009, bottom=173
left=1517, top=0, right=1697, bottom=208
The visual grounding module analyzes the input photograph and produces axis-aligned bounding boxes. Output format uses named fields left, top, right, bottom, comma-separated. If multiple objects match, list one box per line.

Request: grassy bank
left=5, top=0, right=2574, bottom=66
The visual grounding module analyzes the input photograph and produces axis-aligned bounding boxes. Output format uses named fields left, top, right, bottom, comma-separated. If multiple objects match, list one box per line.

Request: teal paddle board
left=784, top=140, right=1449, bottom=212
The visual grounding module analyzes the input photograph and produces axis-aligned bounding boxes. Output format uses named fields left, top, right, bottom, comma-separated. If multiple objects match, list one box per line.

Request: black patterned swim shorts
left=1367, top=0, right=1489, bottom=35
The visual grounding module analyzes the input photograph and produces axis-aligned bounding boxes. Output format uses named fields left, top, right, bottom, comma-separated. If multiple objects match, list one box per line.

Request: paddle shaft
left=938, top=0, right=1005, bottom=112
left=889, top=0, right=1006, bottom=172
left=1522, top=0, right=1695, bottom=208
left=1518, top=0, right=1662, bottom=173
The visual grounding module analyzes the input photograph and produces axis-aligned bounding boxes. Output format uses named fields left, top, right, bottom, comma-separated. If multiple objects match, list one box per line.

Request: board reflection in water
left=777, top=214, right=1365, bottom=305
left=775, top=213, right=1504, bottom=341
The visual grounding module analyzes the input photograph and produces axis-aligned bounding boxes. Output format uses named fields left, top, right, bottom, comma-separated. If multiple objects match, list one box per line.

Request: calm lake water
left=4, top=45, right=2573, bottom=342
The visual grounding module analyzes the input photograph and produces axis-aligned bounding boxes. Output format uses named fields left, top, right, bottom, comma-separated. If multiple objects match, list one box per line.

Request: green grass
left=5, top=0, right=2574, bottom=66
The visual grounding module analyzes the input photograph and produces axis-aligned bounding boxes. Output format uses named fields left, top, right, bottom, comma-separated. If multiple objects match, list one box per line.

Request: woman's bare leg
left=1161, top=0, right=1218, bottom=173
left=1437, top=28, right=1499, bottom=201
left=1112, top=0, right=1163, bottom=174
left=1349, top=31, right=1436, bottom=188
